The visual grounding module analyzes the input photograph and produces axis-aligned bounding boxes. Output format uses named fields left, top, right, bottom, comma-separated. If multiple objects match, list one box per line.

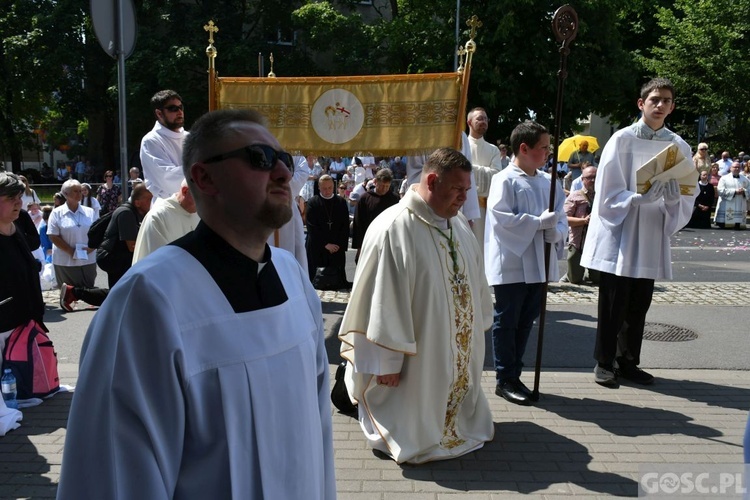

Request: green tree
left=642, top=0, right=750, bottom=151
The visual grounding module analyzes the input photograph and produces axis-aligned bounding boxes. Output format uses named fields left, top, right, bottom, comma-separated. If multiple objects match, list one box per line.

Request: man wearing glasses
left=140, top=89, right=189, bottom=200
left=59, top=109, right=336, bottom=499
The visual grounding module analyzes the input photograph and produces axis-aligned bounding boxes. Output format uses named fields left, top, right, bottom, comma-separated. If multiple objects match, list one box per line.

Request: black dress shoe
left=515, top=379, right=533, bottom=398
left=495, top=380, right=531, bottom=406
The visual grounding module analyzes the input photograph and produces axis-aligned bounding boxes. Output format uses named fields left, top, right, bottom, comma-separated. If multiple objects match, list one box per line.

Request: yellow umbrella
left=557, top=135, right=600, bottom=162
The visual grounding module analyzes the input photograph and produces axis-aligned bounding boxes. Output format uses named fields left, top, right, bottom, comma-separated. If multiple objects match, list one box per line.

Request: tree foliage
left=643, top=0, right=750, bottom=151
left=4, top=0, right=749, bottom=173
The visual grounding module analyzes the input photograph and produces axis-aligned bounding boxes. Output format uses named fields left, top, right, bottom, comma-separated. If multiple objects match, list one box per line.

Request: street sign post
left=90, top=0, right=137, bottom=194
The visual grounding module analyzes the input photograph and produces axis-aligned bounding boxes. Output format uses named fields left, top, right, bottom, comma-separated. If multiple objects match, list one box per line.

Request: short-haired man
left=561, top=165, right=599, bottom=284
left=485, top=120, right=567, bottom=406
left=717, top=151, right=733, bottom=176
left=96, top=182, right=153, bottom=288
left=581, top=78, right=695, bottom=387
left=466, top=107, right=504, bottom=248
left=131, top=179, right=199, bottom=263
left=351, top=167, right=399, bottom=262
left=340, top=147, right=494, bottom=464
left=567, top=140, right=597, bottom=180
left=140, top=89, right=188, bottom=200
left=59, top=109, right=335, bottom=499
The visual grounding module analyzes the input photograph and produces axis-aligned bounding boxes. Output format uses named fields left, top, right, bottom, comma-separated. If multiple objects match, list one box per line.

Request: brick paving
left=1, top=365, right=747, bottom=499
left=317, top=282, right=750, bottom=306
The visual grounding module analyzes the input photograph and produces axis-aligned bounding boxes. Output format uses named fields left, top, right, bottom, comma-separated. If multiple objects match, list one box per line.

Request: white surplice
left=339, top=189, right=494, bottom=464
left=57, top=247, right=335, bottom=499
left=140, top=121, right=188, bottom=200
left=580, top=128, right=695, bottom=279
left=484, top=165, right=567, bottom=285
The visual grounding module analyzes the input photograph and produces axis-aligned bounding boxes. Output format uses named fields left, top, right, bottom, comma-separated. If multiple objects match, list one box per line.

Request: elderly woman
left=81, top=183, right=101, bottom=219
left=0, top=173, right=45, bottom=340
left=47, top=179, right=98, bottom=290
left=693, top=143, right=711, bottom=178
left=96, top=170, right=122, bottom=216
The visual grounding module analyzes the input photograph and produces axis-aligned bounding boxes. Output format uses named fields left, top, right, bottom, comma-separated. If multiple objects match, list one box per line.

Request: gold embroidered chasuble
left=339, top=189, right=494, bottom=464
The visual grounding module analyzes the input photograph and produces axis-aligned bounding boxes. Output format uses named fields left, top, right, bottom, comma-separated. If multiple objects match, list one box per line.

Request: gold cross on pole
left=204, top=20, right=219, bottom=44
left=467, top=15, right=482, bottom=40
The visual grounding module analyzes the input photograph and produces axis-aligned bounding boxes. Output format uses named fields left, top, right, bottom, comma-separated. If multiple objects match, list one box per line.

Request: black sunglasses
left=202, top=144, right=294, bottom=173
left=162, top=104, right=184, bottom=112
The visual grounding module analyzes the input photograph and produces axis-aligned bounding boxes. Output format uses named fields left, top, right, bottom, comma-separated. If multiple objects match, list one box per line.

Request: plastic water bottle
left=1, top=368, right=18, bottom=409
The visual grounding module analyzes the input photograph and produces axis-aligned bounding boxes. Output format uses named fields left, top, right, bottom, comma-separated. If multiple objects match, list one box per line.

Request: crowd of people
left=3, top=79, right=748, bottom=496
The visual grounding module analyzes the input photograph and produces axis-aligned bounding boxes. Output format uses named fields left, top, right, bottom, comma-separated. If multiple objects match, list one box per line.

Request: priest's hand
left=324, top=243, right=340, bottom=253
left=376, top=373, right=400, bottom=387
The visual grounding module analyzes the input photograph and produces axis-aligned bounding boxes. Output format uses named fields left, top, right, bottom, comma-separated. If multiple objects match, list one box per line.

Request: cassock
left=305, top=194, right=349, bottom=280
left=468, top=135, right=504, bottom=249
left=57, top=223, right=335, bottom=500
left=714, top=173, right=750, bottom=228
left=339, top=188, right=494, bottom=464
left=686, top=181, right=714, bottom=229
left=581, top=125, right=695, bottom=279
left=351, top=190, right=400, bottom=250
left=131, top=195, right=200, bottom=264
left=140, top=121, right=188, bottom=200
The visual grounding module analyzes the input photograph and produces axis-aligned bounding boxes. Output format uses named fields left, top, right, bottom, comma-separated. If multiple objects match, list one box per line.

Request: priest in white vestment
left=466, top=107, right=504, bottom=249
left=58, top=109, right=335, bottom=499
left=714, top=161, right=750, bottom=229
left=340, top=147, right=494, bottom=465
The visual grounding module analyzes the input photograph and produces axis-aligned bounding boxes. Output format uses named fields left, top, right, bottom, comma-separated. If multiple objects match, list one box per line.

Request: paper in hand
left=636, top=144, right=698, bottom=196
left=74, top=243, right=88, bottom=260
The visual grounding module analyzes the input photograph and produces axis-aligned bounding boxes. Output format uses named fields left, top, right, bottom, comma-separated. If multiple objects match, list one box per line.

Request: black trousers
left=594, top=271, right=654, bottom=366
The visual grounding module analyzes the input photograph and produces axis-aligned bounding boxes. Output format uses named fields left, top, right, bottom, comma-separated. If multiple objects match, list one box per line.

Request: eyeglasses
left=202, top=144, right=294, bottom=174
left=699, top=148, right=708, bottom=151
left=162, top=104, right=184, bottom=112
left=582, top=176, right=596, bottom=180
left=104, top=175, right=113, bottom=178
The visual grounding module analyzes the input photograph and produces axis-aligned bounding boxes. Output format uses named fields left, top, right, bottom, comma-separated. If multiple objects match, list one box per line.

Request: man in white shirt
left=467, top=107, right=504, bottom=248
left=139, top=90, right=189, bottom=200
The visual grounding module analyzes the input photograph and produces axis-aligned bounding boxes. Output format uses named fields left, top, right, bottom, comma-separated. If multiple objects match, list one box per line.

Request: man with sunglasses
left=140, top=89, right=189, bottom=201
left=59, top=109, right=335, bottom=499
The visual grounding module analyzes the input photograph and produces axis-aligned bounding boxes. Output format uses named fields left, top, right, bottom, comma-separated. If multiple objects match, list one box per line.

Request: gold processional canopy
left=203, top=18, right=480, bottom=157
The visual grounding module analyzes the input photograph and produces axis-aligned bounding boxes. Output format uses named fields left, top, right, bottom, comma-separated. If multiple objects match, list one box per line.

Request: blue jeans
left=492, top=283, right=544, bottom=383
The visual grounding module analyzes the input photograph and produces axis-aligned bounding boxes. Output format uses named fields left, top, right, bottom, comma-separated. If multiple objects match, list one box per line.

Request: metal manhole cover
left=643, top=322, right=698, bottom=342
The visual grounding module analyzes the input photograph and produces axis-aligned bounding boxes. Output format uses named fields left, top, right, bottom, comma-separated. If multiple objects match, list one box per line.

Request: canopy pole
left=531, top=5, right=578, bottom=402
left=205, top=20, right=218, bottom=111
left=454, top=15, right=481, bottom=150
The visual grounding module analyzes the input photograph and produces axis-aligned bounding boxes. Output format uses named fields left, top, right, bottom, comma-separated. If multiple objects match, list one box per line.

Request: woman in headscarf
left=47, top=179, right=98, bottom=290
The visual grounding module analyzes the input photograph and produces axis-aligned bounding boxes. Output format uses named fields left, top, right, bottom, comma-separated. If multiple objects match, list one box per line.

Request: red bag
left=2, top=320, right=60, bottom=399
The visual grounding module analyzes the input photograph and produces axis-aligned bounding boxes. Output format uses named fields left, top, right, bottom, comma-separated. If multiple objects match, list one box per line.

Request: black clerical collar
left=171, top=221, right=287, bottom=313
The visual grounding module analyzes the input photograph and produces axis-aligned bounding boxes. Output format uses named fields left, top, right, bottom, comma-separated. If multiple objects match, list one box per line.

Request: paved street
left=1, top=226, right=749, bottom=499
